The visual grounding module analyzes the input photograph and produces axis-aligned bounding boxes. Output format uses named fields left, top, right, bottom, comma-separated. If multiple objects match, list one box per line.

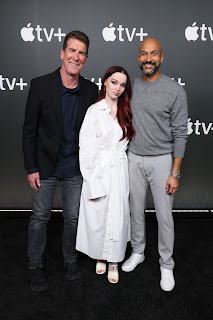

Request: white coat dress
left=76, top=99, right=130, bottom=262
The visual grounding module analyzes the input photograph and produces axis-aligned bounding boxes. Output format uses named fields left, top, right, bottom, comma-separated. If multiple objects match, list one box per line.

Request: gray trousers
left=28, top=175, right=83, bottom=269
left=128, top=151, right=175, bottom=269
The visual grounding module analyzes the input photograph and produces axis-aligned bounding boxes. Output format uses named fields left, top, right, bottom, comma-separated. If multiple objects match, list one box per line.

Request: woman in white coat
left=76, top=66, right=135, bottom=283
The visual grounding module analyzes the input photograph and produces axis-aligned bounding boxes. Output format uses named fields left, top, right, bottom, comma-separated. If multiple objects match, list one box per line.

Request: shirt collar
left=60, top=77, right=80, bottom=96
left=98, top=99, right=111, bottom=111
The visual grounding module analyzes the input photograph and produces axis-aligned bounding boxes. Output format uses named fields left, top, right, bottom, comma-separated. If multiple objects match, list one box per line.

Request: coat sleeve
left=79, top=105, right=107, bottom=200
left=23, top=79, right=40, bottom=171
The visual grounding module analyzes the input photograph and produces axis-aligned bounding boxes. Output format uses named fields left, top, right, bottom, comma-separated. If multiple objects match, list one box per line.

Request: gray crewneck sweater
left=129, top=74, right=188, bottom=158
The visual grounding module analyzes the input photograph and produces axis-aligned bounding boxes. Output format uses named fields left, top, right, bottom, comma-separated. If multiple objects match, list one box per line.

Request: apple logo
left=102, top=23, right=116, bottom=42
left=20, top=23, right=35, bottom=42
left=187, top=118, right=193, bottom=135
left=185, top=22, right=199, bottom=41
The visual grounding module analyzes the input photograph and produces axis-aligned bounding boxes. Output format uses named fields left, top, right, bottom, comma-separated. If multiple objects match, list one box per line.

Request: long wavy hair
left=96, top=66, right=135, bottom=140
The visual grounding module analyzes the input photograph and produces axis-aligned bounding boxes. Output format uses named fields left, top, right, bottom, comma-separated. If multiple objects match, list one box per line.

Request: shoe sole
left=66, top=272, right=81, bottom=281
left=121, top=256, right=145, bottom=272
left=160, top=283, right=175, bottom=291
left=96, top=270, right=106, bottom=275
left=160, top=280, right=175, bottom=291
left=31, top=284, right=48, bottom=292
left=29, top=275, right=48, bottom=292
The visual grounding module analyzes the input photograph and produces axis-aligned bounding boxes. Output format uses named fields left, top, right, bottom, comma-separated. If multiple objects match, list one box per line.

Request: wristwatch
left=171, top=173, right=180, bottom=179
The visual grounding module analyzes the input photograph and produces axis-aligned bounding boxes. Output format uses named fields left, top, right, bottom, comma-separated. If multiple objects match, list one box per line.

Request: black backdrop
left=0, top=0, right=212, bottom=209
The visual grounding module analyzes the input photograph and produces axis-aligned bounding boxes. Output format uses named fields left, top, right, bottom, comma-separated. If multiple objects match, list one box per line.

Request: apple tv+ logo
left=20, top=23, right=66, bottom=42
left=185, top=22, right=213, bottom=41
left=102, top=23, right=148, bottom=42
left=0, top=75, right=27, bottom=91
left=187, top=118, right=213, bottom=135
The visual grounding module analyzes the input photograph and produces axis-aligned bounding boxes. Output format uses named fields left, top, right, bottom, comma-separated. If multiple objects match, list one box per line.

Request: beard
left=139, top=61, right=161, bottom=76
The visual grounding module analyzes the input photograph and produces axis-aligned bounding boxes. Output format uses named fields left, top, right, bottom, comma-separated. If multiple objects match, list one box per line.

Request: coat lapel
left=50, top=68, right=63, bottom=131
left=77, top=76, right=88, bottom=132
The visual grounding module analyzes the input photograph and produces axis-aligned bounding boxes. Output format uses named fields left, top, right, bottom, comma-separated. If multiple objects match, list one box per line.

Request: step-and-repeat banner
left=0, top=0, right=212, bottom=209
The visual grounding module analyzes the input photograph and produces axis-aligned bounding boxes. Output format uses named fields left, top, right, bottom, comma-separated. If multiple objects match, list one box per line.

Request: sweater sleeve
left=170, top=87, right=188, bottom=158
left=79, top=106, right=107, bottom=200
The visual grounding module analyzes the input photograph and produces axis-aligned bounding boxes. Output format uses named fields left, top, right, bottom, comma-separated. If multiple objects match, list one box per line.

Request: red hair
left=96, top=66, right=135, bottom=140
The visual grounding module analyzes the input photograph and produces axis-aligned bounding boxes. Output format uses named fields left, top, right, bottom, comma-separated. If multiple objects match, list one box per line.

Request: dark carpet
left=0, top=215, right=212, bottom=320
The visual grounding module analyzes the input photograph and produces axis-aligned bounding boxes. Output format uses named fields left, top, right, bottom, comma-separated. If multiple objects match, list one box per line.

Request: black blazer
left=23, top=68, right=98, bottom=179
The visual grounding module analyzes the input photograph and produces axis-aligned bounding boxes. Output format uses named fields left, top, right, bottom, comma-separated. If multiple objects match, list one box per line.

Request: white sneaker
left=160, top=266, right=175, bottom=291
left=121, top=253, right=145, bottom=272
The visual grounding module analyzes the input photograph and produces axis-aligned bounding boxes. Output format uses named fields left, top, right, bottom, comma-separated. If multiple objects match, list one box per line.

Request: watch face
left=172, top=173, right=180, bottom=178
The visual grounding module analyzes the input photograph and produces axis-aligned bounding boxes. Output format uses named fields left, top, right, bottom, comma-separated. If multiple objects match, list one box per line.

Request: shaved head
left=139, top=38, right=163, bottom=55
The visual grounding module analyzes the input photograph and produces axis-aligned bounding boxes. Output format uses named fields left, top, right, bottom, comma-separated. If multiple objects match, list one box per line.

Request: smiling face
left=60, top=38, right=88, bottom=79
left=104, top=72, right=127, bottom=102
left=138, top=38, right=164, bottom=81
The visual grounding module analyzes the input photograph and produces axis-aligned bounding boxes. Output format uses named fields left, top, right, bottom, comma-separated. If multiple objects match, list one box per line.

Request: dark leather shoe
left=29, top=268, right=48, bottom=292
left=65, top=262, right=81, bottom=280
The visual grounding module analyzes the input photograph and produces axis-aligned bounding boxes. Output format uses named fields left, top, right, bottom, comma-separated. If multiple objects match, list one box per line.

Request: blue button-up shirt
left=52, top=80, right=81, bottom=178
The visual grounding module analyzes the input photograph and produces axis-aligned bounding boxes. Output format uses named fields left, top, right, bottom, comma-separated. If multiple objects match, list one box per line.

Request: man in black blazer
left=23, top=30, right=98, bottom=292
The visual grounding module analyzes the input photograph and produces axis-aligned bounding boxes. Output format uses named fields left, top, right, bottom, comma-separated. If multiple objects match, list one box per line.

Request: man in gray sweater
left=122, top=38, right=188, bottom=291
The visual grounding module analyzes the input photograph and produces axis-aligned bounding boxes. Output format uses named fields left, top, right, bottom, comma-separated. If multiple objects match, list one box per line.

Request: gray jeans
left=28, top=175, right=83, bottom=269
left=128, top=151, right=175, bottom=269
